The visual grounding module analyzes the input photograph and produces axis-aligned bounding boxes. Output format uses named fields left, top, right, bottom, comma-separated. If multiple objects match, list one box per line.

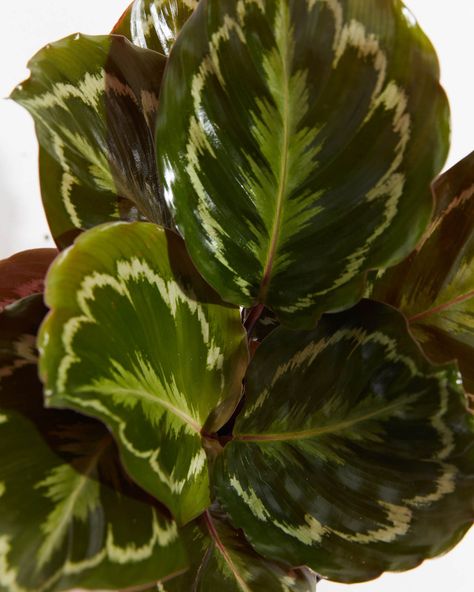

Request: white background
left=0, top=2, right=472, bottom=591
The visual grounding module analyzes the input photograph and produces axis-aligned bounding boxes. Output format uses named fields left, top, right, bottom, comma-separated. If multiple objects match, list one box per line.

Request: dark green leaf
left=161, top=505, right=318, bottom=591
left=12, top=34, right=169, bottom=249
left=113, top=0, right=198, bottom=55
left=371, top=151, right=474, bottom=394
left=0, top=249, right=57, bottom=311
left=0, top=295, right=187, bottom=592
left=39, top=222, right=248, bottom=524
left=156, top=0, right=449, bottom=326
left=214, top=300, right=474, bottom=583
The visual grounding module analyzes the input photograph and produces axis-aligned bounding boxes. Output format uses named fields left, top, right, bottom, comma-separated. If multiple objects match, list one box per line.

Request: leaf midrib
left=204, top=511, right=252, bottom=592
left=235, top=398, right=415, bottom=443
left=80, top=385, right=202, bottom=434
left=258, top=8, right=291, bottom=303
left=38, top=436, right=111, bottom=567
left=408, top=290, right=474, bottom=324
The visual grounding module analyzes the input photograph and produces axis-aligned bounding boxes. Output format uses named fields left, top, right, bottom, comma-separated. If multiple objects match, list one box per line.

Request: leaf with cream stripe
left=12, top=34, right=169, bottom=249
left=39, top=222, right=248, bottom=524
left=214, top=299, right=474, bottom=582
left=157, top=0, right=449, bottom=326
left=113, top=0, right=198, bottom=56
left=371, top=151, right=474, bottom=395
left=0, top=295, right=187, bottom=592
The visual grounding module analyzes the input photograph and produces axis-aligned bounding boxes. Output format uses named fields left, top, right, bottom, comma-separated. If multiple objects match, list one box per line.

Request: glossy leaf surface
left=161, top=506, right=318, bottom=591
left=215, top=300, right=474, bottom=582
left=12, top=34, right=168, bottom=249
left=0, top=248, right=56, bottom=311
left=0, top=296, right=187, bottom=592
left=39, top=222, right=248, bottom=524
left=113, top=0, right=198, bottom=55
left=157, top=0, right=449, bottom=326
left=371, top=151, right=474, bottom=393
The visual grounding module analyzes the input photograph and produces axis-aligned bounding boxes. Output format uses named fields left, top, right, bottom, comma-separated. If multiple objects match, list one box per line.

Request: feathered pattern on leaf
left=0, top=296, right=187, bottom=592
left=215, top=300, right=474, bottom=583
left=157, top=0, right=449, bottom=326
left=39, top=222, right=248, bottom=524
left=12, top=34, right=169, bottom=248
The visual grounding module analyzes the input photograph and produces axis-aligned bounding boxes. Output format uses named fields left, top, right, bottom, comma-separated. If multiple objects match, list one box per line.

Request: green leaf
left=371, top=151, right=474, bottom=394
left=113, top=0, right=198, bottom=56
left=214, top=300, right=474, bottom=583
left=0, top=249, right=57, bottom=311
left=0, top=295, right=187, bottom=592
left=161, top=506, right=318, bottom=591
left=39, top=222, right=248, bottom=524
left=156, top=0, right=449, bottom=326
left=12, top=34, right=169, bottom=249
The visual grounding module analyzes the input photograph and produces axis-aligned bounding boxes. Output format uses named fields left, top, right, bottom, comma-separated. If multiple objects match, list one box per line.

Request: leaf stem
left=243, top=303, right=265, bottom=336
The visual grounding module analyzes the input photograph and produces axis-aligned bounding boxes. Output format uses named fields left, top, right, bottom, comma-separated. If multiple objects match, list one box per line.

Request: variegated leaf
left=39, top=222, right=248, bottom=524
left=0, top=295, right=187, bottom=592
left=214, top=300, right=474, bottom=583
left=371, top=151, right=474, bottom=395
left=0, top=248, right=57, bottom=311
left=160, top=505, right=318, bottom=591
left=12, top=34, right=169, bottom=249
left=156, top=0, right=450, bottom=326
left=113, top=0, right=198, bottom=56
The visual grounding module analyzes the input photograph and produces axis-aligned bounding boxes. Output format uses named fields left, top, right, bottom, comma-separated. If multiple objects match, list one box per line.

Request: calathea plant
left=1, top=0, right=473, bottom=590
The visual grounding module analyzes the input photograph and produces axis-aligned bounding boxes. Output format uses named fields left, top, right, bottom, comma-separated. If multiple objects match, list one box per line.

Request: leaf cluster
left=1, top=1, right=473, bottom=591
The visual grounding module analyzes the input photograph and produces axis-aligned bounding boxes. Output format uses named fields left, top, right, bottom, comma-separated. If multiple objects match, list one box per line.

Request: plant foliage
left=1, top=1, right=473, bottom=590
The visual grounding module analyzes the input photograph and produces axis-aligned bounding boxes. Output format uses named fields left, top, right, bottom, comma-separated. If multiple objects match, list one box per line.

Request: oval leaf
left=371, top=151, right=474, bottom=394
left=113, top=0, right=198, bottom=55
left=0, top=295, right=187, bottom=592
left=12, top=34, right=169, bottom=249
left=39, top=222, right=248, bottom=524
left=0, top=248, right=57, bottom=311
left=156, top=0, right=450, bottom=326
left=161, top=505, right=318, bottom=592
left=214, top=300, right=474, bottom=582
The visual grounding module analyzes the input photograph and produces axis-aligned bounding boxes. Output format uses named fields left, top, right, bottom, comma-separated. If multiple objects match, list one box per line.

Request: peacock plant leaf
left=11, top=34, right=169, bottom=249
left=156, top=0, right=450, bottom=327
left=214, top=300, right=474, bottom=583
left=370, top=151, right=474, bottom=396
left=0, top=248, right=57, bottom=311
left=113, top=0, right=198, bottom=56
left=38, top=222, right=248, bottom=525
left=0, top=295, right=187, bottom=592
left=160, top=505, right=318, bottom=591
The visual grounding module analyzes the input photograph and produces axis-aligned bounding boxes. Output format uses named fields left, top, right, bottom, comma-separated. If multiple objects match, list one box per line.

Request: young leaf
left=156, top=0, right=450, bottom=326
left=0, top=296, right=187, bottom=592
left=113, top=0, right=198, bottom=55
left=39, top=222, right=248, bottom=524
left=214, top=300, right=474, bottom=583
left=0, top=248, right=57, bottom=311
left=161, top=506, right=318, bottom=591
left=11, top=34, right=169, bottom=249
left=371, top=151, right=474, bottom=394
